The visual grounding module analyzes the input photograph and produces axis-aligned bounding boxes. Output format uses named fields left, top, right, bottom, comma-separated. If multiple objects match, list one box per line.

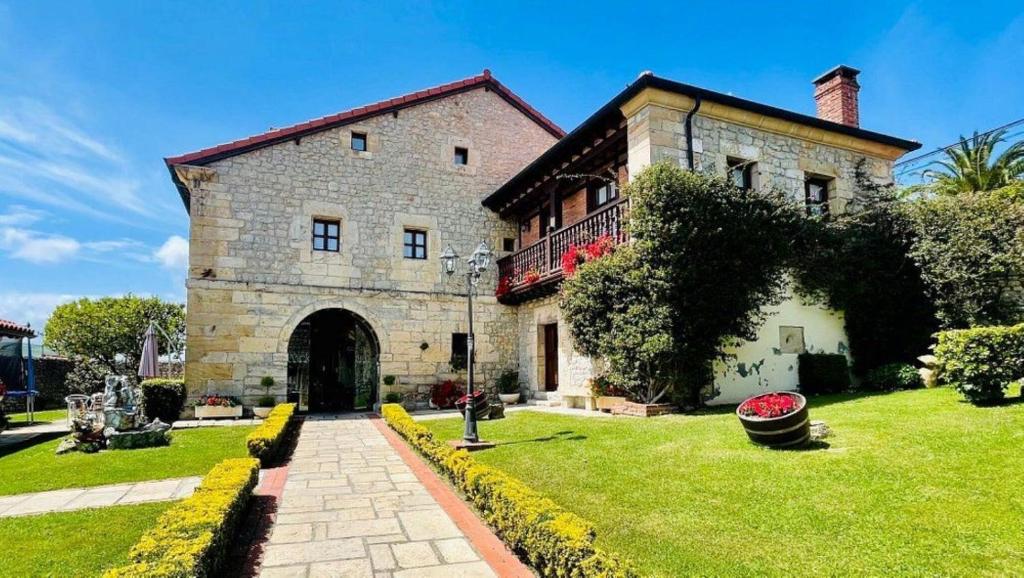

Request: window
left=538, top=204, right=551, bottom=238
left=502, top=237, right=516, bottom=252
left=312, top=218, right=340, bottom=252
left=805, top=177, right=832, bottom=217
left=587, top=181, right=619, bottom=212
left=454, top=146, right=469, bottom=165
left=451, top=333, right=471, bottom=370
left=403, top=229, right=427, bottom=259
left=727, top=158, right=755, bottom=190
left=779, top=326, right=806, bottom=354
left=351, top=132, right=367, bottom=152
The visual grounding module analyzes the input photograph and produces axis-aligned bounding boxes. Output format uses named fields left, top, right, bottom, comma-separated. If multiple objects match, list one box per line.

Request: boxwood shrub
left=246, top=403, right=297, bottom=463
left=139, top=378, right=187, bottom=424
left=863, top=363, right=923, bottom=391
left=104, top=457, right=260, bottom=578
left=797, top=353, right=851, bottom=395
left=934, top=324, right=1024, bottom=404
left=380, top=403, right=636, bottom=578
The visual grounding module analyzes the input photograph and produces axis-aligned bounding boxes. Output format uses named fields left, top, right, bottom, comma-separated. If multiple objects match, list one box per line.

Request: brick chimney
left=813, top=65, right=860, bottom=127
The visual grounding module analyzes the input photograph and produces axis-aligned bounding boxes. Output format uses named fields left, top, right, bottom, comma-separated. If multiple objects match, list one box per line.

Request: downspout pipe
left=684, top=97, right=702, bottom=170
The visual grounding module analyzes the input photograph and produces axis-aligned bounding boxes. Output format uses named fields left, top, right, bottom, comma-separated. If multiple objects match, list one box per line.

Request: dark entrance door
left=289, top=308, right=379, bottom=413
left=543, top=323, right=558, bottom=392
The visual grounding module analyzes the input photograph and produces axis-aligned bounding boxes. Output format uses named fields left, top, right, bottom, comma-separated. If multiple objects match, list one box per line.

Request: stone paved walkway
left=0, top=476, right=201, bottom=518
left=258, top=415, right=498, bottom=578
left=0, top=420, right=67, bottom=451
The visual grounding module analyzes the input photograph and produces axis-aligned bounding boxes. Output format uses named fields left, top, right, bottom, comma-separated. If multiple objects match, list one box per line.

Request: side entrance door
left=543, top=323, right=559, bottom=391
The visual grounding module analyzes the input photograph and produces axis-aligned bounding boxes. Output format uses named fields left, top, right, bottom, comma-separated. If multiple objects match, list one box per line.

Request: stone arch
left=281, top=301, right=384, bottom=412
left=278, top=299, right=389, bottom=356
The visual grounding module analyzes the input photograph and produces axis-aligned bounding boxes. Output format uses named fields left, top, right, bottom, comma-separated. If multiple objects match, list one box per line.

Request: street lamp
left=441, top=241, right=492, bottom=445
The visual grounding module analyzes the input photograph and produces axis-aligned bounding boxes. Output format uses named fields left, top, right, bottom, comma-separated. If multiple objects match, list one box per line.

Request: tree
left=906, top=190, right=1024, bottom=328
left=923, top=129, right=1024, bottom=195
left=794, top=162, right=938, bottom=375
left=45, top=295, right=185, bottom=376
left=561, top=163, right=804, bottom=405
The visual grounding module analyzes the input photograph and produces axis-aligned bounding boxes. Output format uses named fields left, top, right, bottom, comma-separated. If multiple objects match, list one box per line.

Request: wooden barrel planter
left=736, top=392, right=810, bottom=448
left=455, top=390, right=491, bottom=420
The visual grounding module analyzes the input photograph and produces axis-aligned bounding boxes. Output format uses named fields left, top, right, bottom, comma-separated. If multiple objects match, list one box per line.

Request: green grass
left=3, top=408, right=67, bottom=427
left=0, top=502, right=170, bottom=578
left=422, top=387, right=1024, bottom=577
left=0, top=425, right=255, bottom=496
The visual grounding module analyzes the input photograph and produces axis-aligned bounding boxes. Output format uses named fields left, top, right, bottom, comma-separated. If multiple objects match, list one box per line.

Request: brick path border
left=368, top=414, right=533, bottom=578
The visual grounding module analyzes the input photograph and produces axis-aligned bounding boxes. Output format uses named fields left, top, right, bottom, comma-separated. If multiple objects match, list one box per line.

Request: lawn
left=3, top=408, right=67, bottom=427
left=0, top=502, right=170, bottom=578
left=421, top=387, right=1024, bottom=577
left=0, top=425, right=255, bottom=495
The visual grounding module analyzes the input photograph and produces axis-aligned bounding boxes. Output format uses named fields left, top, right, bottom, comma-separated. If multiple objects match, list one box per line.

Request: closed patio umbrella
left=138, top=323, right=160, bottom=379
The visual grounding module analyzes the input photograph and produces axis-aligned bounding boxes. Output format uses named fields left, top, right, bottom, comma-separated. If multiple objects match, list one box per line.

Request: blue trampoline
left=0, top=319, right=37, bottom=423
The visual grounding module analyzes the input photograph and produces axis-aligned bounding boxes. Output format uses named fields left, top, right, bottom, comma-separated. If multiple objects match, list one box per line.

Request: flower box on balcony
left=194, top=405, right=243, bottom=420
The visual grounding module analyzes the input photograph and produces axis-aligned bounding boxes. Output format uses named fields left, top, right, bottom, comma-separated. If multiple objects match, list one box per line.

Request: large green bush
left=798, top=353, right=851, bottom=395
left=561, top=163, right=803, bottom=405
left=794, top=166, right=938, bottom=376
left=934, top=324, right=1024, bottom=404
left=139, top=379, right=186, bottom=423
left=906, top=192, right=1024, bottom=328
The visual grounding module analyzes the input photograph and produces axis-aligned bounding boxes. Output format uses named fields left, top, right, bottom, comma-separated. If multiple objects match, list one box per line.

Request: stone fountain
left=58, top=376, right=171, bottom=454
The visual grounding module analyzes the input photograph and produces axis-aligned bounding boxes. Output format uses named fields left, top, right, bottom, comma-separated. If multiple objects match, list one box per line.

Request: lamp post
left=440, top=241, right=492, bottom=444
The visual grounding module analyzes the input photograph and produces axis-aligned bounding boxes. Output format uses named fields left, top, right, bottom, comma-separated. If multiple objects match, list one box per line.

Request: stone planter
left=610, top=401, right=673, bottom=417
left=194, top=405, right=243, bottom=420
left=736, top=392, right=810, bottom=448
left=596, top=396, right=627, bottom=412
left=252, top=406, right=273, bottom=419
left=498, top=393, right=520, bottom=405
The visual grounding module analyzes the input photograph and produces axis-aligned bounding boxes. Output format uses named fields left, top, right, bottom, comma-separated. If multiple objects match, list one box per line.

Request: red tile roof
left=164, top=69, right=563, bottom=167
left=0, top=318, right=35, bottom=338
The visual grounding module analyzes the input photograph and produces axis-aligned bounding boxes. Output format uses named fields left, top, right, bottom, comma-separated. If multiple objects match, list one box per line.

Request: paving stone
left=397, top=508, right=462, bottom=541
left=308, top=559, right=374, bottom=578
left=269, top=523, right=314, bottom=544
left=368, top=544, right=397, bottom=571
left=390, top=541, right=439, bottom=568
left=326, top=517, right=402, bottom=539
left=262, top=538, right=365, bottom=567
left=260, top=565, right=309, bottom=578
left=392, top=562, right=495, bottom=577
left=434, top=538, right=480, bottom=563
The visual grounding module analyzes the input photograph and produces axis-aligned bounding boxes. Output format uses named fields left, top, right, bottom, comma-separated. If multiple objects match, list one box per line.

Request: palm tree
left=923, top=129, right=1024, bottom=195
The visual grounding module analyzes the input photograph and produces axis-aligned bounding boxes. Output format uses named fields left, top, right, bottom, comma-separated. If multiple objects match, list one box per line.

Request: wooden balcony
left=496, top=198, right=628, bottom=304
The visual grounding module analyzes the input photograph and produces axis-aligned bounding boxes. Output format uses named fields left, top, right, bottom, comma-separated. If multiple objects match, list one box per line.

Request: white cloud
left=155, top=235, right=189, bottom=270
left=0, top=204, right=46, bottom=226
left=0, top=292, right=80, bottom=332
left=0, top=226, right=80, bottom=263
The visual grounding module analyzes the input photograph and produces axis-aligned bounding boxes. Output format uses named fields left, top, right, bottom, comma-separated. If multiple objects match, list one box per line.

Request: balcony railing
left=496, top=197, right=628, bottom=303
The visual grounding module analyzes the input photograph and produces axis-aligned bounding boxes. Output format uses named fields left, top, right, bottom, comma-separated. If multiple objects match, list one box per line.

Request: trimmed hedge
left=103, top=457, right=260, bottom=578
left=139, top=379, right=187, bottom=424
left=380, top=404, right=636, bottom=578
left=863, top=363, right=923, bottom=391
left=246, top=403, right=297, bottom=463
left=934, top=324, right=1024, bottom=404
left=798, top=353, right=851, bottom=395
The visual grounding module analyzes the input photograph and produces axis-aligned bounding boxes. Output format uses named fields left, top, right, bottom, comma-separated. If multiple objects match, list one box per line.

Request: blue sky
left=1, top=0, right=1022, bottom=334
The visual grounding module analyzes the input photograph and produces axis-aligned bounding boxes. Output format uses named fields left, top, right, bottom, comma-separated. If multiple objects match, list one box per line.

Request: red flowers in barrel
left=736, top=391, right=810, bottom=448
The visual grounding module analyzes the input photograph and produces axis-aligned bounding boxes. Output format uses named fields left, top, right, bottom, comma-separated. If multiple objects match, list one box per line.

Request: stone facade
left=181, top=87, right=556, bottom=409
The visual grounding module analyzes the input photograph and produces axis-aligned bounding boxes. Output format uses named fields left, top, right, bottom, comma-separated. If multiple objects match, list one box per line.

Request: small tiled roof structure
left=0, top=318, right=35, bottom=338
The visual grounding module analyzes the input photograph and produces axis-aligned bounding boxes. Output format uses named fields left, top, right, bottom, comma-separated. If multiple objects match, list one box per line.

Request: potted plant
left=383, top=392, right=402, bottom=404
left=253, top=376, right=276, bottom=418
left=591, top=375, right=627, bottom=412
left=736, top=391, right=810, bottom=448
left=193, top=394, right=243, bottom=420
left=430, top=380, right=465, bottom=410
left=496, top=370, right=520, bottom=405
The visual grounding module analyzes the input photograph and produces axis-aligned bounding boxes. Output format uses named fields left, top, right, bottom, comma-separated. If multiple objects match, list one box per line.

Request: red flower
left=561, top=245, right=580, bottom=276
left=523, top=269, right=541, bottom=284
left=738, top=393, right=800, bottom=418
left=496, top=274, right=512, bottom=297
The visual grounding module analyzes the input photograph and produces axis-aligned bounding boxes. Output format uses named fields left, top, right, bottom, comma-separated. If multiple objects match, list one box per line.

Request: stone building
left=166, top=66, right=919, bottom=413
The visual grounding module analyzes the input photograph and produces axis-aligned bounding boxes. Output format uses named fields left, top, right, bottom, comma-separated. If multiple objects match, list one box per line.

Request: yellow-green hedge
left=380, top=403, right=636, bottom=578
left=247, top=403, right=297, bottom=463
left=103, top=457, right=260, bottom=578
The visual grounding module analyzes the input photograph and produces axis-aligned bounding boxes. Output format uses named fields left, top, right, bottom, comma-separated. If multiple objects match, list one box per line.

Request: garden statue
left=102, top=375, right=142, bottom=431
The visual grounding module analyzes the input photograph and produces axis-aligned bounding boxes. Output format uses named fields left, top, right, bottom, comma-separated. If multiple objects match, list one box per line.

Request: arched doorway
left=286, top=308, right=379, bottom=412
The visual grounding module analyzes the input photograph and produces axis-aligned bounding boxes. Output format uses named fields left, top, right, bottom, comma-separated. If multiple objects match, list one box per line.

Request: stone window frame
left=453, top=146, right=469, bottom=166
left=804, top=174, right=835, bottom=217
left=445, top=135, right=478, bottom=175
left=343, top=124, right=377, bottom=159
left=351, top=131, right=368, bottom=152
